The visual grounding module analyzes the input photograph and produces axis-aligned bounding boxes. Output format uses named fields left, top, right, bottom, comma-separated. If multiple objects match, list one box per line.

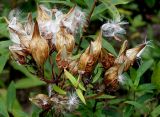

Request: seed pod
left=115, top=40, right=128, bottom=64
left=37, top=5, right=52, bottom=22
left=78, top=32, right=102, bottom=75
left=104, top=65, right=120, bottom=92
left=104, top=64, right=124, bottom=92
left=29, top=94, right=52, bottom=110
left=100, top=48, right=115, bottom=69
left=56, top=46, right=70, bottom=69
left=24, top=13, right=34, bottom=36
left=9, top=27, right=31, bottom=49
left=68, top=59, right=79, bottom=75
left=30, top=21, right=49, bottom=67
left=55, top=27, right=75, bottom=53
left=124, top=43, right=146, bottom=71
left=9, top=45, right=28, bottom=64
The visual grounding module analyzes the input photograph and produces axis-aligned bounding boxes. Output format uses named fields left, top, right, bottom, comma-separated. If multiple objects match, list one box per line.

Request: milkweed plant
left=1, top=0, right=159, bottom=117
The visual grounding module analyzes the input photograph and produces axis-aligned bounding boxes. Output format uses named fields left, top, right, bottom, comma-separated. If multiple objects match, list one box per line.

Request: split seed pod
left=56, top=46, right=70, bottom=69
left=100, top=48, right=115, bottom=69
left=124, top=43, right=146, bottom=71
left=104, top=64, right=124, bottom=92
left=29, top=94, right=52, bottom=110
left=78, top=32, right=102, bottom=75
left=30, top=21, right=49, bottom=67
left=55, top=27, right=75, bottom=53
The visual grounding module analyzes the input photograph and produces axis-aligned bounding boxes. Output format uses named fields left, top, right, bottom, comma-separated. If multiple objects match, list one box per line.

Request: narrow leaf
left=76, top=89, right=86, bottom=104
left=151, top=105, right=160, bottom=117
left=0, top=53, right=9, bottom=74
left=52, top=84, right=66, bottom=95
left=7, top=81, right=16, bottom=112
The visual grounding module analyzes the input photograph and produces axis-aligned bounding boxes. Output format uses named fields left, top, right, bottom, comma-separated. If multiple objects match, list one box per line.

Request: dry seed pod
left=56, top=46, right=70, bottom=69
left=24, top=13, right=34, bottom=36
left=55, top=27, right=75, bottom=53
left=37, top=5, right=52, bottom=22
left=30, top=21, right=49, bottom=67
left=29, top=94, right=52, bottom=110
left=68, top=59, right=79, bottom=75
left=104, top=65, right=120, bottom=92
left=9, top=45, right=28, bottom=64
left=78, top=32, right=102, bottom=75
left=115, top=40, right=128, bottom=64
left=9, top=27, right=31, bottom=49
left=124, top=43, right=146, bottom=71
left=100, top=48, right=115, bottom=69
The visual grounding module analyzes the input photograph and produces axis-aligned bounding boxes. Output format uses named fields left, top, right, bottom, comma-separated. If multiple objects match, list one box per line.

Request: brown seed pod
left=37, top=5, right=52, bottom=22
left=100, top=48, right=115, bottom=69
left=29, top=94, right=52, bottom=110
left=30, top=21, right=49, bottom=67
left=78, top=32, right=102, bottom=75
left=124, top=43, right=146, bottom=71
left=68, top=59, right=79, bottom=75
left=104, top=65, right=120, bottom=92
left=56, top=46, right=70, bottom=69
left=55, top=27, right=75, bottom=53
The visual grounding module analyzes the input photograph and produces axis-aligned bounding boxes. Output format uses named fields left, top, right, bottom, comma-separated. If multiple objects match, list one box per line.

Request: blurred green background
left=1, top=0, right=160, bottom=117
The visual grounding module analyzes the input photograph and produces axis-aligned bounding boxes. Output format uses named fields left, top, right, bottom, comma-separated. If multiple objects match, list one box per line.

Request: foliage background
left=0, top=0, right=160, bottom=117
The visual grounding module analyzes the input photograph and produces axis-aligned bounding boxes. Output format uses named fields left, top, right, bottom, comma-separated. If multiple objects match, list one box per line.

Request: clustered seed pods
left=7, top=4, right=148, bottom=114
left=29, top=93, right=79, bottom=113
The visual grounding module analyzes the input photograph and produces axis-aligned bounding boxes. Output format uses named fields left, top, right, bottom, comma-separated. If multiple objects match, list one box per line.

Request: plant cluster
left=5, top=2, right=149, bottom=116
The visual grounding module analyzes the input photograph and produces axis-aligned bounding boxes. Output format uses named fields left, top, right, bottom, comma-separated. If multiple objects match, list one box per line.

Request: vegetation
left=0, top=0, right=160, bottom=117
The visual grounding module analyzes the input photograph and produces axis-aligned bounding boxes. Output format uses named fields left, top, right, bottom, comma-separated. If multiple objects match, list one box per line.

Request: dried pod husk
left=56, top=46, right=71, bottom=69
left=104, top=65, right=120, bottom=92
left=37, top=5, right=52, bottom=22
left=68, top=59, right=79, bottom=75
left=115, top=40, right=128, bottom=64
left=124, top=43, right=146, bottom=71
left=78, top=33, right=102, bottom=75
left=24, top=13, right=34, bottom=36
left=9, top=45, right=28, bottom=64
left=29, top=94, right=52, bottom=110
left=100, top=48, right=115, bottom=69
left=55, top=27, right=75, bottom=53
left=30, top=21, right=49, bottom=67
left=9, top=27, right=31, bottom=49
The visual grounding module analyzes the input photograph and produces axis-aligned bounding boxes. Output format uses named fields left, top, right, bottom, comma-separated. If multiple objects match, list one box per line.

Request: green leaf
left=151, top=61, right=160, bottom=89
left=151, top=105, right=160, bottom=117
left=110, top=0, right=132, bottom=5
left=96, top=94, right=115, bottom=99
left=64, top=69, right=77, bottom=87
left=91, top=3, right=107, bottom=21
left=137, top=84, right=156, bottom=92
left=11, top=61, right=37, bottom=79
left=52, top=84, right=66, bottom=95
left=100, top=0, right=120, bottom=21
left=64, top=69, right=86, bottom=91
left=12, top=109, right=29, bottom=117
left=92, top=68, right=102, bottom=83
left=134, top=59, right=153, bottom=87
left=76, top=89, right=86, bottom=104
left=0, top=98, right=9, bottom=117
left=0, top=40, right=12, bottom=49
left=15, top=78, right=45, bottom=89
left=124, top=101, right=143, bottom=109
left=7, top=81, right=16, bottom=112
left=39, top=0, right=74, bottom=7
left=102, top=38, right=117, bottom=56
left=0, top=53, right=9, bottom=74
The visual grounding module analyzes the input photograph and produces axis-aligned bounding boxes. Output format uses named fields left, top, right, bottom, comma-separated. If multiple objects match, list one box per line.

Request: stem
left=93, top=100, right=98, bottom=112
left=85, top=92, right=104, bottom=100
left=49, top=55, right=56, bottom=81
left=76, top=0, right=97, bottom=53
